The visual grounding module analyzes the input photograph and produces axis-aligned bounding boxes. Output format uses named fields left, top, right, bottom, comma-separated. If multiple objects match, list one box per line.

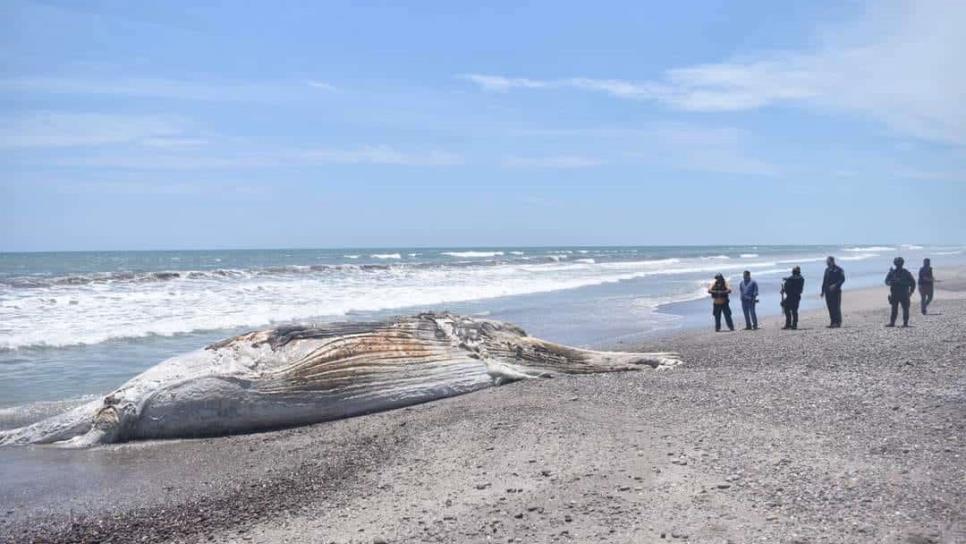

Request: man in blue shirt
left=738, top=270, right=759, bottom=330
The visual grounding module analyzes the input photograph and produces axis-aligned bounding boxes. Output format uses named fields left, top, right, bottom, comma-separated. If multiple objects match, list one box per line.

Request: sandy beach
left=2, top=275, right=964, bottom=544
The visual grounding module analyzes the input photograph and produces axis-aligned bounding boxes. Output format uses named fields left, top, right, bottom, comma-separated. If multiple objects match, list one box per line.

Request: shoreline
left=643, top=271, right=966, bottom=345
left=2, top=281, right=965, bottom=543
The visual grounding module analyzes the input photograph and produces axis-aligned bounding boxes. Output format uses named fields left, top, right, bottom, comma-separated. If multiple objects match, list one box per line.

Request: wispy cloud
left=0, top=76, right=334, bottom=102
left=45, top=145, right=463, bottom=170
left=461, top=1, right=966, bottom=145
left=306, top=80, right=337, bottom=91
left=0, top=112, right=189, bottom=148
left=294, top=145, right=462, bottom=166
left=628, top=124, right=779, bottom=176
left=49, top=180, right=271, bottom=196
left=508, top=125, right=779, bottom=177
left=459, top=74, right=551, bottom=92
left=459, top=69, right=811, bottom=109
left=502, top=155, right=603, bottom=169
left=0, top=111, right=459, bottom=167
left=139, top=137, right=209, bottom=148
left=461, top=74, right=662, bottom=100
left=895, top=169, right=966, bottom=182
left=60, top=181, right=205, bottom=195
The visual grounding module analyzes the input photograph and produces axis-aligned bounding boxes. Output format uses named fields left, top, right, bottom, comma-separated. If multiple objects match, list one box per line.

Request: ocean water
left=1, top=244, right=963, bottom=424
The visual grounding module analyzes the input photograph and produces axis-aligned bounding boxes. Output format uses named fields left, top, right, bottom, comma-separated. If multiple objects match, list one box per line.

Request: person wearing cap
left=918, top=258, right=934, bottom=315
left=820, top=256, right=846, bottom=328
left=707, top=273, right=735, bottom=332
left=885, top=257, right=917, bottom=327
left=738, top=270, right=759, bottom=330
left=780, top=266, right=804, bottom=330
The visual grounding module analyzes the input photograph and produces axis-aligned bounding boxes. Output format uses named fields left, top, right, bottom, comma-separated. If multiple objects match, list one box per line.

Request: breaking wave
left=441, top=251, right=505, bottom=258
left=843, top=246, right=895, bottom=252
left=0, top=255, right=786, bottom=350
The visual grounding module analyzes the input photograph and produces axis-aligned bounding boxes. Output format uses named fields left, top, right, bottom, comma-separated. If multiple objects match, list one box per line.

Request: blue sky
left=2, top=0, right=964, bottom=251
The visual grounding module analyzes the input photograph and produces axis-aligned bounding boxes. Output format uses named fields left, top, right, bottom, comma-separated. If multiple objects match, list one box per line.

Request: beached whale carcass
left=0, top=313, right=682, bottom=447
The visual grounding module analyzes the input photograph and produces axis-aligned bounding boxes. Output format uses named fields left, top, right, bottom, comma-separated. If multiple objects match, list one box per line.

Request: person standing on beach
left=886, top=257, right=916, bottom=327
left=918, top=258, right=934, bottom=315
left=781, top=266, right=804, bottom=330
left=820, top=256, right=845, bottom=328
left=739, top=270, right=759, bottom=330
left=708, top=273, right=735, bottom=332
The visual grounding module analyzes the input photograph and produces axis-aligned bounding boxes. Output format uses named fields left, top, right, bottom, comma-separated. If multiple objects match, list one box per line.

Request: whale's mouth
left=53, top=403, right=126, bottom=448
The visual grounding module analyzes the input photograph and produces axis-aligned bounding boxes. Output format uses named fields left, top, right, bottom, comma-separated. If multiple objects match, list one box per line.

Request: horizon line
left=0, top=243, right=941, bottom=255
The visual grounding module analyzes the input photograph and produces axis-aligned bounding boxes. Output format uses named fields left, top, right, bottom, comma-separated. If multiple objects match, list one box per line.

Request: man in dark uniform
left=780, top=266, right=804, bottom=330
left=820, top=256, right=845, bottom=328
left=885, top=257, right=916, bottom=327
left=708, top=273, right=735, bottom=332
left=918, top=258, right=934, bottom=315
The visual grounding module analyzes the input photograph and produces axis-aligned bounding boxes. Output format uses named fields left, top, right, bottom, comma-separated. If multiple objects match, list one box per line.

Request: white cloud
left=502, top=155, right=603, bottom=169
left=0, top=112, right=187, bottom=148
left=459, top=74, right=549, bottom=92
left=657, top=59, right=819, bottom=111
left=460, top=74, right=661, bottom=99
left=464, top=66, right=799, bottom=111
left=462, top=0, right=966, bottom=145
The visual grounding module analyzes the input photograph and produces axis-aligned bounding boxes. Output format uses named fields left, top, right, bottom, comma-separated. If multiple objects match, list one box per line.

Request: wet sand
left=2, top=276, right=964, bottom=544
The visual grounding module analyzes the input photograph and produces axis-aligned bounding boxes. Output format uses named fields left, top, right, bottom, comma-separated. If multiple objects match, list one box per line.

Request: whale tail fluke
left=485, top=334, right=683, bottom=376
left=535, top=342, right=683, bottom=373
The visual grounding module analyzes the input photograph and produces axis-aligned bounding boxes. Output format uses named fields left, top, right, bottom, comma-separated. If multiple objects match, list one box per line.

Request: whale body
left=0, top=313, right=682, bottom=447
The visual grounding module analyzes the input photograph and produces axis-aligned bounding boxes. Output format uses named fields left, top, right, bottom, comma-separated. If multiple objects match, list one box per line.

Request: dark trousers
left=740, top=299, right=757, bottom=328
left=825, top=290, right=842, bottom=325
left=920, top=284, right=934, bottom=314
left=890, top=295, right=911, bottom=326
left=713, top=302, right=734, bottom=331
left=783, top=297, right=800, bottom=328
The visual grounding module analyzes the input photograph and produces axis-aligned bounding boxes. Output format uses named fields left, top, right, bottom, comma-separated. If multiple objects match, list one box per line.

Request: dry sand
left=1, top=276, right=964, bottom=544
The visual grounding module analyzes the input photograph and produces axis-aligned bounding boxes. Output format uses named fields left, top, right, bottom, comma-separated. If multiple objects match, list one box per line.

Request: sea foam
left=0, top=255, right=784, bottom=350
